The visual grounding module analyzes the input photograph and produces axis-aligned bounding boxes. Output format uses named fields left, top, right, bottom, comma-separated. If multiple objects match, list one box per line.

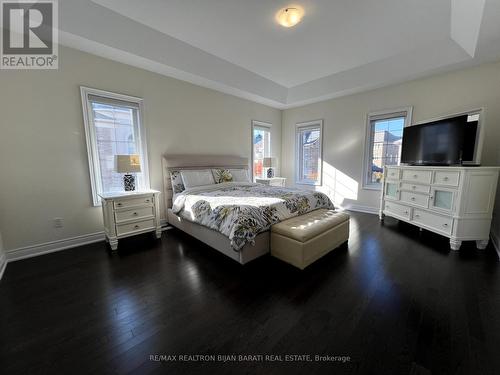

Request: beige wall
left=1, top=46, right=499, bottom=253
left=282, top=61, right=500, bottom=239
left=0, top=46, right=282, bottom=251
left=0, top=232, right=5, bottom=265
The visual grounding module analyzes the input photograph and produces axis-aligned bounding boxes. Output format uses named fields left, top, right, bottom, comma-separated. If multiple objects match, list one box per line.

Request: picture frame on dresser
left=379, top=166, right=500, bottom=251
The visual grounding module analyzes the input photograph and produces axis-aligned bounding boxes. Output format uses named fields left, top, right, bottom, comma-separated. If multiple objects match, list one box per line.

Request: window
left=363, top=107, right=412, bottom=189
left=80, top=87, right=150, bottom=205
left=252, top=121, right=271, bottom=180
left=296, top=120, right=323, bottom=185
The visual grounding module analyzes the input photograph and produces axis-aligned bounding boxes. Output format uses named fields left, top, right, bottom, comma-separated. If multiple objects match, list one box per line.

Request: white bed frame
left=162, top=154, right=270, bottom=264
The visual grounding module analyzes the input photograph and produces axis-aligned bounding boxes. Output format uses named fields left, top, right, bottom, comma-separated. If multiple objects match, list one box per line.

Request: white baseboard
left=5, top=222, right=171, bottom=264
left=491, top=231, right=500, bottom=260
left=0, top=254, right=7, bottom=281
left=340, top=204, right=379, bottom=215
left=6, top=232, right=105, bottom=262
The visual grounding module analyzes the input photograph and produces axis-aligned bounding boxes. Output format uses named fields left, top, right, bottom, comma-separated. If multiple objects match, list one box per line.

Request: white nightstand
left=98, top=190, right=162, bottom=251
left=255, top=177, right=286, bottom=187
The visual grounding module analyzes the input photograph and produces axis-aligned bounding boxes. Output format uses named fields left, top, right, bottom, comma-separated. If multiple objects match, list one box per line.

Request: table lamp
left=115, top=154, right=141, bottom=191
left=263, top=157, right=276, bottom=178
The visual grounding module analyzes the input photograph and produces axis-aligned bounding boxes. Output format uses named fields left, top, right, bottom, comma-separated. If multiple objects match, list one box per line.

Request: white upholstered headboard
left=162, top=154, right=249, bottom=209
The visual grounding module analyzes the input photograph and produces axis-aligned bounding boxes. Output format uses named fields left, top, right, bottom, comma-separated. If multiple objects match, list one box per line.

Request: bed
left=162, top=154, right=333, bottom=264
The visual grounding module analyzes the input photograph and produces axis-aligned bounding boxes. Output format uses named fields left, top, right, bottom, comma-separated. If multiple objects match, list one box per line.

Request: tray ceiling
left=58, top=0, right=500, bottom=108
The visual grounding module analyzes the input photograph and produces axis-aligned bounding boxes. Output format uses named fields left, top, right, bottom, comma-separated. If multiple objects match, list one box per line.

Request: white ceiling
left=91, top=0, right=452, bottom=88
left=59, top=0, right=500, bottom=108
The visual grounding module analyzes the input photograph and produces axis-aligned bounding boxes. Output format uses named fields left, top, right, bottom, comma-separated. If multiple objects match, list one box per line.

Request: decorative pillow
left=170, top=170, right=185, bottom=194
left=229, top=168, right=250, bottom=182
left=212, top=169, right=233, bottom=183
left=181, top=169, right=215, bottom=188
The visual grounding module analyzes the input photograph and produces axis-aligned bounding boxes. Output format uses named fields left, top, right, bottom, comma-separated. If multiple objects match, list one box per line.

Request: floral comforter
left=171, top=182, right=334, bottom=251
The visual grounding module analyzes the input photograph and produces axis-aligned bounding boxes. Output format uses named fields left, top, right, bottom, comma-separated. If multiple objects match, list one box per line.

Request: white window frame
left=251, top=120, right=272, bottom=181
left=295, top=119, right=323, bottom=186
left=80, top=86, right=150, bottom=206
left=362, top=107, right=413, bottom=190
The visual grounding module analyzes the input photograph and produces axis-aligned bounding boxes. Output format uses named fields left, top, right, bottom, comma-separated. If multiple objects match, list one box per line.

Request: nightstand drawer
left=115, top=207, right=154, bottom=223
left=255, top=178, right=286, bottom=187
left=117, top=219, right=155, bottom=236
left=114, top=196, right=153, bottom=209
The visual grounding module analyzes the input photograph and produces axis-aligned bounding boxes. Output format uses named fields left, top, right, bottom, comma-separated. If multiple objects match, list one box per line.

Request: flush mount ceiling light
left=276, top=7, right=304, bottom=28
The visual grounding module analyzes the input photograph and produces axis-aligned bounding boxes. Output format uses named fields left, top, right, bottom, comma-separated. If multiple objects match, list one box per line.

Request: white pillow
left=229, top=169, right=250, bottom=182
left=180, top=169, right=215, bottom=188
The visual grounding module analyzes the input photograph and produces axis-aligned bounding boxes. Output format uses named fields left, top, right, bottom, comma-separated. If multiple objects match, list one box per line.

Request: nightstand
left=255, top=177, right=286, bottom=187
left=98, top=190, right=161, bottom=251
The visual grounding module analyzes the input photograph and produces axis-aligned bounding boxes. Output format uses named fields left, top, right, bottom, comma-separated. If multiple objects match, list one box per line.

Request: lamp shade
left=115, top=154, right=141, bottom=173
left=263, top=157, right=275, bottom=168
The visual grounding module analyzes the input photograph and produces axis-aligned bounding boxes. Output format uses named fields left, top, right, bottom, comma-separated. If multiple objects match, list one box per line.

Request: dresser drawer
left=386, top=168, right=400, bottom=180
left=400, top=191, right=429, bottom=208
left=412, top=209, right=452, bottom=235
left=115, top=207, right=154, bottom=223
left=116, top=219, right=155, bottom=236
left=401, top=183, right=430, bottom=194
left=114, top=196, right=154, bottom=209
left=402, top=169, right=432, bottom=184
left=384, top=201, right=411, bottom=220
left=433, top=171, right=460, bottom=186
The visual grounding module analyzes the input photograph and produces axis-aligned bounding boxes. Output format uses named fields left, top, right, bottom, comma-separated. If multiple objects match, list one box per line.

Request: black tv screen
left=401, top=115, right=477, bottom=165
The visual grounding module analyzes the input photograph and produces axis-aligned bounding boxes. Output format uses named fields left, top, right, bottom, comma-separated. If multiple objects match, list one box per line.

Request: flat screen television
left=400, top=115, right=478, bottom=166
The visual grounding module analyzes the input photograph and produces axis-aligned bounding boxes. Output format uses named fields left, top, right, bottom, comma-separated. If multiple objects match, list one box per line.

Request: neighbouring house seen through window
left=296, top=120, right=323, bottom=185
left=364, top=108, right=412, bottom=189
left=252, top=121, right=271, bottom=180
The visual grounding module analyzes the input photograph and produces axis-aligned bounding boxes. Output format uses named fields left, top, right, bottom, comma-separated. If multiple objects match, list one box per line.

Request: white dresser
left=380, top=166, right=499, bottom=250
left=255, top=177, right=286, bottom=187
left=99, top=190, right=162, bottom=250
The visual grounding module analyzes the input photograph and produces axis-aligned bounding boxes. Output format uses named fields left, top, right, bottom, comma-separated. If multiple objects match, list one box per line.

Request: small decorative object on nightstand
left=263, top=157, right=276, bottom=178
left=98, top=190, right=161, bottom=251
left=115, top=154, right=141, bottom=191
left=255, top=177, right=286, bottom=187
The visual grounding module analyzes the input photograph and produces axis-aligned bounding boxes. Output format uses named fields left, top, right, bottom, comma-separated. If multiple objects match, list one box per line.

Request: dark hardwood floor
left=1, top=212, right=500, bottom=375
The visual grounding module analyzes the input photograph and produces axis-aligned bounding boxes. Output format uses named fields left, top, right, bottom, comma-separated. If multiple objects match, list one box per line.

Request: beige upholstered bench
left=271, top=209, right=350, bottom=269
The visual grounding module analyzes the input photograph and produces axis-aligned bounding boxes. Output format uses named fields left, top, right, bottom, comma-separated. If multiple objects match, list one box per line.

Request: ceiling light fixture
left=276, top=7, right=304, bottom=28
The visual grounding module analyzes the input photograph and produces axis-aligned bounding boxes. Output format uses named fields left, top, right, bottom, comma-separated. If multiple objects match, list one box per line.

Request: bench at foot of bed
left=270, top=209, right=350, bottom=270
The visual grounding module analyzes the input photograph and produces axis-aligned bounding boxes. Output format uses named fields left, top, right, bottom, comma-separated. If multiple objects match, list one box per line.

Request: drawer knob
left=443, top=223, right=448, bottom=227
left=404, top=211, right=409, bottom=214
left=134, top=225, right=140, bottom=229
left=415, top=214, right=420, bottom=218
left=146, top=199, right=150, bottom=203
left=133, top=212, right=138, bottom=216
left=117, top=203, right=122, bottom=206
left=412, top=185, right=416, bottom=189
left=430, top=196, right=434, bottom=200
left=411, top=197, right=416, bottom=201
left=413, top=174, right=418, bottom=178
left=444, top=177, right=449, bottom=181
